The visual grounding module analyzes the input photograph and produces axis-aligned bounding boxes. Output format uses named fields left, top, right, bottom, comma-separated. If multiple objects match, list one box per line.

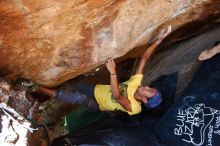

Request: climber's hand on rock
left=157, top=25, right=172, bottom=43
left=106, top=58, right=116, bottom=74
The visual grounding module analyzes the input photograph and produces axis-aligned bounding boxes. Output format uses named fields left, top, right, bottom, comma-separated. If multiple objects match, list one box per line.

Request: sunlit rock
left=0, top=0, right=219, bottom=86
left=0, top=79, right=48, bottom=146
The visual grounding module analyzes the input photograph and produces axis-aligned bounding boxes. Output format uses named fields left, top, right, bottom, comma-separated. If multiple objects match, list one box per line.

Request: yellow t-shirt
left=94, top=74, right=143, bottom=115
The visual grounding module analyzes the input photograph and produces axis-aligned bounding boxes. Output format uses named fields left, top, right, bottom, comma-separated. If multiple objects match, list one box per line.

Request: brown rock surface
left=0, top=78, right=50, bottom=146
left=0, top=0, right=219, bottom=86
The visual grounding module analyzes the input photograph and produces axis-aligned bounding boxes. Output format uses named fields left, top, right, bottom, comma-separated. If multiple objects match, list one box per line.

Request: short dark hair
left=213, top=41, right=220, bottom=47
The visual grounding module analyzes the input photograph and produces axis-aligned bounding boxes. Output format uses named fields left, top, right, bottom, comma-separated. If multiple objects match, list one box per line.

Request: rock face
left=0, top=78, right=49, bottom=146
left=0, top=0, right=220, bottom=86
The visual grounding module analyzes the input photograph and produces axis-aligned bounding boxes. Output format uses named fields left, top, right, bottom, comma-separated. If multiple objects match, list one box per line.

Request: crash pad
left=53, top=118, right=164, bottom=146
left=155, top=54, right=220, bottom=146
left=65, top=107, right=109, bottom=133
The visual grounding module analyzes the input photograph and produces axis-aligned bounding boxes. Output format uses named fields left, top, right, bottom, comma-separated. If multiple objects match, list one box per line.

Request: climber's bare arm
left=106, top=58, right=132, bottom=112
left=136, top=26, right=172, bottom=74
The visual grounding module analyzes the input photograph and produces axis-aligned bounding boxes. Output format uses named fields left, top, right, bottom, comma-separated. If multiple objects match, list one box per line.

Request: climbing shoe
left=15, top=77, right=39, bottom=92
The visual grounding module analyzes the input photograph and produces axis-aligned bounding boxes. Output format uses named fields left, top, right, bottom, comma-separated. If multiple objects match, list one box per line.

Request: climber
left=198, top=41, right=220, bottom=61
left=25, top=26, right=172, bottom=115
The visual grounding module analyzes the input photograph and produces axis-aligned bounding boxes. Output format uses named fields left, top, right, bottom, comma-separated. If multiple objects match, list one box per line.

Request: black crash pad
left=52, top=123, right=164, bottom=146
left=155, top=54, right=220, bottom=146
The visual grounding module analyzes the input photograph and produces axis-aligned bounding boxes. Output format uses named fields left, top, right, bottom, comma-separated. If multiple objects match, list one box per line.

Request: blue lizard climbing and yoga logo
left=174, top=102, right=220, bottom=146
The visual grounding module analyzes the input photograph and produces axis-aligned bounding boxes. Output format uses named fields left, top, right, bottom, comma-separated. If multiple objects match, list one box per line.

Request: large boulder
left=0, top=0, right=219, bottom=86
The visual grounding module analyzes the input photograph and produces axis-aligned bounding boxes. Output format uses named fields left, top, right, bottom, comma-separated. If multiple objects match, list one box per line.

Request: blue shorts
left=55, top=82, right=98, bottom=111
left=69, top=81, right=95, bottom=98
